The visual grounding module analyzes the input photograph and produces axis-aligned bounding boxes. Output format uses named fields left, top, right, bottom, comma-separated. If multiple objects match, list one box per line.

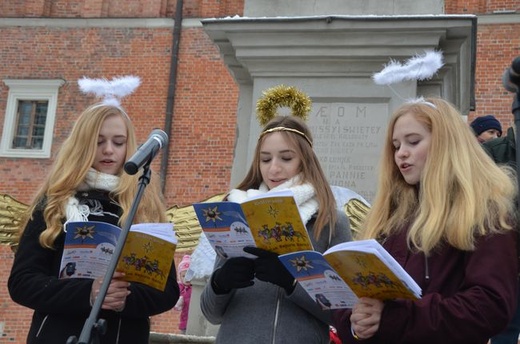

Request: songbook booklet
left=193, top=190, right=313, bottom=259
left=59, top=221, right=177, bottom=291
left=279, top=239, right=422, bottom=309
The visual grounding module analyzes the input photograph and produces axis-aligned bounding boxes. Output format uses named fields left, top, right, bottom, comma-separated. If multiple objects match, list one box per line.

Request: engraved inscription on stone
left=308, top=102, right=389, bottom=203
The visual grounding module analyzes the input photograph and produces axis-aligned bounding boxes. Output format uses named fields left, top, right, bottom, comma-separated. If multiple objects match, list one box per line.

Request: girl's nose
left=103, top=142, right=114, bottom=154
left=396, top=147, right=409, bottom=158
left=269, top=160, right=282, bottom=173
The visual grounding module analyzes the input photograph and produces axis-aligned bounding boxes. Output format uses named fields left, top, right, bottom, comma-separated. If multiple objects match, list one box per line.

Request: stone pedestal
left=186, top=278, right=219, bottom=337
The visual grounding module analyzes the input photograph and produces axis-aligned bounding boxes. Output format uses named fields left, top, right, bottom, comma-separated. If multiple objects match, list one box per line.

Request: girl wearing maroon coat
left=333, top=97, right=519, bottom=344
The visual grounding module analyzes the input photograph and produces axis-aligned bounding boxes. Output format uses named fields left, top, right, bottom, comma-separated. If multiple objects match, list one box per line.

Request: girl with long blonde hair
left=9, top=102, right=178, bottom=344
left=334, top=97, right=518, bottom=344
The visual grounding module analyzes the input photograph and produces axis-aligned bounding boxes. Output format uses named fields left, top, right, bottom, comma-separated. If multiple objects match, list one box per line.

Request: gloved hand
left=211, top=257, right=255, bottom=294
left=243, top=246, right=297, bottom=294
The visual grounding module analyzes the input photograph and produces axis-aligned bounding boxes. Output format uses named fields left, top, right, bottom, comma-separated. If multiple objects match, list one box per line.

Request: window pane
left=32, top=137, right=43, bottom=149
left=13, top=100, right=49, bottom=150
left=35, top=102, right=48, bottom=125
left=19, top=101, right=32, bottom=114
left=33, top=126, right=45, bottom=136
left=12, top=137, right=27, bottom=148
left=17, top=127, right=29, bottom=136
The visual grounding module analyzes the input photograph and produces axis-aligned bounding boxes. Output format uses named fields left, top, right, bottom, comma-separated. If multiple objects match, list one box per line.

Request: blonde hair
left=21, top=104, right=167, bottom=249
left=236, top=116, right=337, bottom=240
left=359, top=97, right=517, bottom=254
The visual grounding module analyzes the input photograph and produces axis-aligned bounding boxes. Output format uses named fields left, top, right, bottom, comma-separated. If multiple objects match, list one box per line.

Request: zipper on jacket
left=35, top=315, right=49, bottom=338
left=271, top=288, right=283, bottom=344
left=115, top=316, right=122, bottom=343
left=424, top=254, right=430, bottom=282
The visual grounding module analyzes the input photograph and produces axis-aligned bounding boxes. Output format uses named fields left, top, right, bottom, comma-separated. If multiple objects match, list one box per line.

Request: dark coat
left=333, top=227, right=519, bottom=344
left=483, top=126, right=516, bottom=166
left=8, top=190, right=179, bottom=344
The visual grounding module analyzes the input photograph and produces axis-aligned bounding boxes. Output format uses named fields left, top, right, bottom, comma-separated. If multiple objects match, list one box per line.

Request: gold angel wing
left=344, top=198, right=370, bottom=237
left=166, top=193, right=226, bottom=252
left=0, top=194, right=29, bottom=252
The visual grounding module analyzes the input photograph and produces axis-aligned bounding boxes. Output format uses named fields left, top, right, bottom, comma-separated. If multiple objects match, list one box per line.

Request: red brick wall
left=0, top=0, right=244, bottom=18
left=0, top=25, right=176, bottom=203
left=471, top=22, right=520, bottom=128
left=445, top=0, right=518, bottom=13
left=0, top=0, right=518, bottom=342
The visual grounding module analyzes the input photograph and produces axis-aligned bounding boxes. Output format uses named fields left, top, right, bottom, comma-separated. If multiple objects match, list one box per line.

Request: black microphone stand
left=514, top=90, right=520, bottom=213
left=66, top=162, right=152, bottom=344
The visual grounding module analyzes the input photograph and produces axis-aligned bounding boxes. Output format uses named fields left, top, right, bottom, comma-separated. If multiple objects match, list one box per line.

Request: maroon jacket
left=333, top=228, right=519, bottom=344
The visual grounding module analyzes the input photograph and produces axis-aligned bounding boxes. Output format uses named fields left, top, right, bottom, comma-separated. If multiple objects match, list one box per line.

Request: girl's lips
left=269, top=179, right=286, bottom=187
left=400, top=163, right=412, bottom=172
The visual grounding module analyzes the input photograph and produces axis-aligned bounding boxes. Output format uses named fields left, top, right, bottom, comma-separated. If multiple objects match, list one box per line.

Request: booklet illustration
left=59, top=221, right=177, bottom=291
left=279, top=239, right=421, bottom=309
left=193, top=190, right=313, bottom=258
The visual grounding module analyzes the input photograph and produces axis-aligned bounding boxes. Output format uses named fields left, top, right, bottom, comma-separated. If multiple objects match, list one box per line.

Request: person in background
left=200, top=90, right=353, bottom=343
left=174, top=254, right=192, bottom=334
left=8, top=76, right=179, bottom=344
left=333, top=97, right=518, bottom=344
left=483, top=124, right=520, bottom=344
left=483, top=124, right=516, bottom=167
left=470, top=114, right=503, bottom=143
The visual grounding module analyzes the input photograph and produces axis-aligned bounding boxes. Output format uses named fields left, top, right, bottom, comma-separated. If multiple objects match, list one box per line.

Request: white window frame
left=1, top=79, right=65, bottom=158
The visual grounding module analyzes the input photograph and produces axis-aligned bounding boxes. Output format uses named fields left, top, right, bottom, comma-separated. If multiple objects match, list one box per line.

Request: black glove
left=211, top=257, right=255, bottom=294
left=243, top=246, right=297, bottom=294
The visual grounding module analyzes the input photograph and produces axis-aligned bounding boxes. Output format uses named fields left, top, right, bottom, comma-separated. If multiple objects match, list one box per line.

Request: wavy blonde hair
left=359, top=97, right=517, bottom=254
left=236, top=115, right=337, bottom=240
left=21, top=104, right=167, bottom=249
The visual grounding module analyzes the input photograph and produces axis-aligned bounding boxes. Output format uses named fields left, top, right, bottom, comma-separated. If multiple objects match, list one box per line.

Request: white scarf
left=227, top=175, right=319, bottom=225
left=64, top=168, right=120, bottom=230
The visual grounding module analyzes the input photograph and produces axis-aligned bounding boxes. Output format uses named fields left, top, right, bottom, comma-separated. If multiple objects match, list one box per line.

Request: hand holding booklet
left=193, top=190, right=313, bottom=258
left=59, top=221, right=177, bottom=291
left=279, top=239, right=421, bottom=309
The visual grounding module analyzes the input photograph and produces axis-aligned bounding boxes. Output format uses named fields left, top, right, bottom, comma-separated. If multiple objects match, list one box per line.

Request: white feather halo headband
left=78, top=75, right=141, bottom=108
left=372, top=50, right=444, bottom=86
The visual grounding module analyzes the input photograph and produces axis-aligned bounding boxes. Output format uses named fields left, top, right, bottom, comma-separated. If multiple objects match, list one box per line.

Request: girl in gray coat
left=201, top=112, right=353, bottom=344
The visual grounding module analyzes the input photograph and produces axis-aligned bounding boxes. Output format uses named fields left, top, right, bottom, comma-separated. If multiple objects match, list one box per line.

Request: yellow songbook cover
left=193, top=190, right=313, bottom=258
left=117, top=223, right=177, bottom=291
left=60, top=221, right=177, bottom=292
left=279, top=239, right=421, bottom=309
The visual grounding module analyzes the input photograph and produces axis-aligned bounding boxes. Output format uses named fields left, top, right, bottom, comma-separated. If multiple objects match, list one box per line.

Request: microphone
left=124, top=129, right=168, bottom=175
left=502, top=56, right=520, bottom=93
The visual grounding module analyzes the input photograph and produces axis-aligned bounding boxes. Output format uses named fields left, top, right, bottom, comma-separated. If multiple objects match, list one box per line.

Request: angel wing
left=344, top=198, right=370, bottom=237
left=0, top=194, right=29, bottom=252
left=166, top=193, right=226, bottom=252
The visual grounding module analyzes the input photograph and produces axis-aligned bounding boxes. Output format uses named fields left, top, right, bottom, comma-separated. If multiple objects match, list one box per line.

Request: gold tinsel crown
left=255, top=85, right=312, bottom=126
